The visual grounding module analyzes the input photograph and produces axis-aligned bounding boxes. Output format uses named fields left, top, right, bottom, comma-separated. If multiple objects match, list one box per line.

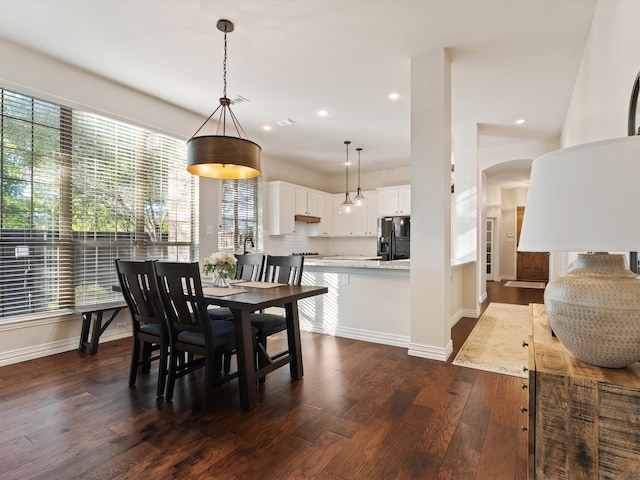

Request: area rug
left=453, top=302, right=529, bottom=378
left=504, top=280, right=545, bottom=289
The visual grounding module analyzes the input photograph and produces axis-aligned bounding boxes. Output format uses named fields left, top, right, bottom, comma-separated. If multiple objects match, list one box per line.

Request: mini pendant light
left=187, top=19, right=261, bottom=179
left=338, top=141, right=354, bottom=215
left=353, top=147, right=366, bottom=207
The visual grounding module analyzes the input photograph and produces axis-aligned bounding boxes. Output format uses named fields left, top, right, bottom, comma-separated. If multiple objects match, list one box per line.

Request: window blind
left=0, top=88, right=197, bottom=319
left=219, top=178, right=262, bottom=252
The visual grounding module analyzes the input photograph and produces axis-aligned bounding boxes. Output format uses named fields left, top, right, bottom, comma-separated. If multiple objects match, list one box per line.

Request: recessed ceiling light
left=515, top=118, right=526, bottom=125
left=317, top=109, right=331, bottom=117
left=262, top=125, right=272, bottom=131
left=388, top=91, right=401, bottom=100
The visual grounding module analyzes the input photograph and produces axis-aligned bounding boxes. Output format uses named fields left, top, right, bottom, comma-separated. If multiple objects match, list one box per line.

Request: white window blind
left=0, top=88, right=197, bottom=319
left=218, top=178, right=262, bottom=252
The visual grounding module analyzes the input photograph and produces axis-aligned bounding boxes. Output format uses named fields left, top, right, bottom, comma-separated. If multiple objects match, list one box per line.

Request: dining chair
left=154, top=261, right=252, bottom=408
left=250, top=255, right=304, bottom=380
left=115, top=259, right=169, bottom=398
left=207, top=253, right=266, bottom=321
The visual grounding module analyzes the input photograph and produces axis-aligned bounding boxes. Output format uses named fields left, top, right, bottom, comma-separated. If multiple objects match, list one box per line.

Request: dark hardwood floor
left=0, top=281, right=543, bottom=480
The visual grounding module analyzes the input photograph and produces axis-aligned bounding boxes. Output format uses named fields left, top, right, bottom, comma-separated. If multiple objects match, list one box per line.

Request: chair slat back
left=154, top=261, right=210, bottom=335
left=264, top=255, right=304, bottom=286
left=235, top=254, right=265, bottom=281
left=115, top=259, right=163, bottom=327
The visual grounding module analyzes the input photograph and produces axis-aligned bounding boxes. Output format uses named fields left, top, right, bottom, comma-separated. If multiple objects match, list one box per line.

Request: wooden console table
left=527, top=303, right=640, bottom=479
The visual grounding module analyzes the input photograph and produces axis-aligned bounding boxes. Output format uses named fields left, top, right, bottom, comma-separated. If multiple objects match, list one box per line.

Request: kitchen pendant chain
left=222, top=29, right=228, bottom=98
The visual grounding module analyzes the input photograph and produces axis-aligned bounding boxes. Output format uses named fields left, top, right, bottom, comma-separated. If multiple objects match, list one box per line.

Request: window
left=218, top=178, right=262, bottom=252
left=0, top=88, right=198, bottom=319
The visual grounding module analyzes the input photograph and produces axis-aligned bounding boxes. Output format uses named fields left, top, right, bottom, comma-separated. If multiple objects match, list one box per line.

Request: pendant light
left=338, top=141, right=354, bottom=215
left=187, top=19, right=261, bottom=179
left=353, top=147, right=366, bottom=207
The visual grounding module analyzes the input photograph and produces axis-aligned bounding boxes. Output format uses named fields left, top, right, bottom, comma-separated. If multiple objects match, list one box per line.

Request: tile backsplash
left=263, top=222, right=377, bottom=256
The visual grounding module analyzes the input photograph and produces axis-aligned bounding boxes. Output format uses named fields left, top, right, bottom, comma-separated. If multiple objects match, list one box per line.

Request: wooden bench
left=74, top=301, right=128, bottom=355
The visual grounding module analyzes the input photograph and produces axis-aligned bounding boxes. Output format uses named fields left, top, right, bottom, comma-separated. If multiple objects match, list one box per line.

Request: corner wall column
left=408, top=48, right=452, bottom=360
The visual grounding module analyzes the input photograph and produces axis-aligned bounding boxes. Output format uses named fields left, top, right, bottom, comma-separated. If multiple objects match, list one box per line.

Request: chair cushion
left=140, top=322, right=161, bottom=336
left=207, top=306, right=234, bottom=321
left=250, top=313, right=287, bottom=336
left=177, top=320, right=258, bottom=348
left=177, top=320, right=235, bottom=348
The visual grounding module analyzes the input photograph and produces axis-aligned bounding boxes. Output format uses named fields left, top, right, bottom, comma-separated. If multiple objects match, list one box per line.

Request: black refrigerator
left=377, top=216, right=410, bottom=261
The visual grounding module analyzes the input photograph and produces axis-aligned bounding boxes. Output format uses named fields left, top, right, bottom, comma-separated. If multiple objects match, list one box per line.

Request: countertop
left=303, top=258, right=410, bottom=270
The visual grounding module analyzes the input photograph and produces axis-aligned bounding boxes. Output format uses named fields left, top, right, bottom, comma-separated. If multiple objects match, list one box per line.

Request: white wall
left=557, top=1, right=640, bottom=276
left=563, top=1, right=640, bottom=147
left=479, top=138, right=560, bottom=171
left=498, top=187, right=528, bottom=280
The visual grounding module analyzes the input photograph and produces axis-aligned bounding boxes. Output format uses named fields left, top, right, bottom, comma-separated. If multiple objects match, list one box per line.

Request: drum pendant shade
left=187, top=19, right=261, bottom=180
left=187, top=135, right=261, bottom=179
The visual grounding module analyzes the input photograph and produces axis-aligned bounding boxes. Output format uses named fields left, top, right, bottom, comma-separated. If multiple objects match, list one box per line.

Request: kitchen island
left=297, top=256, right=475, bottom=351
left=299, top=258, right=411, bottom=348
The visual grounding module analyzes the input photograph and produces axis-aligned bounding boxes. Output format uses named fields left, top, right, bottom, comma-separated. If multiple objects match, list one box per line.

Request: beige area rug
left=453, top=302, right=529, bottom=378
left=504, top=280, right=546, bottom=289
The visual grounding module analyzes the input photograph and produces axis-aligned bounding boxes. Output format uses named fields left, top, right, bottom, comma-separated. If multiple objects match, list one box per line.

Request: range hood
left=294, top=214, right=321, bottom=223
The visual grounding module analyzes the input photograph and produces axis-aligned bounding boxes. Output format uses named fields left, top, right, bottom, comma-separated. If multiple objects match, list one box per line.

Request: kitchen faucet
left=243, top=235, right=254, bottom=255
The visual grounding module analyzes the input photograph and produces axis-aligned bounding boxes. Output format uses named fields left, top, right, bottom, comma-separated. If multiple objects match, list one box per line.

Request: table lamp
left=518, top=135, right=640, bottom=368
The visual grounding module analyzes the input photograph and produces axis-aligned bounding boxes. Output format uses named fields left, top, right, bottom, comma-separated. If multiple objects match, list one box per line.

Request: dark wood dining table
left=203, top=283, right=328, bottom=410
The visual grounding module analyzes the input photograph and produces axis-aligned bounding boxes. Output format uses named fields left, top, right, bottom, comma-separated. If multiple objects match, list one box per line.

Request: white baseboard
left=303, top=322, right=453, bottom=362
left=0, top=330, right=131, bottom=367
left=407, top=340, right=453, bottom=362
left=302, top=322, right=409, bottom=348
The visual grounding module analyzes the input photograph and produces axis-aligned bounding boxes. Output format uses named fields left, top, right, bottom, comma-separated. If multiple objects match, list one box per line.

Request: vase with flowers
left=202, top=252, right=237, bottom=288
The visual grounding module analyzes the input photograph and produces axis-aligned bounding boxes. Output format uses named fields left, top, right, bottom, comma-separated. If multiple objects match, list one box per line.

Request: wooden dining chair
left=207, top=253, right=265, bottom=321
left=154, top=261, right=252, bottom=408
left=250, top=255, right=304, bottom=380
left=115, top=259, right=169, bottom=398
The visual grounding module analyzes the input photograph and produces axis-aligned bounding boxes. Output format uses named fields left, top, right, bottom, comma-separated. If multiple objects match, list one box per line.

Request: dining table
left=203, top=281, right=328, bottom=410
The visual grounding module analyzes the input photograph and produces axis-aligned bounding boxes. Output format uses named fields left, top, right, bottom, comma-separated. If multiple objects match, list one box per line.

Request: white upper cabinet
left=365, top=192, right=379, bottom=236
left=295, top=187, right=321, bottom=217
left=309, top=193, right=334, bottom=237
left=267, top=181, right=296, bottom=235
left=378, top=185, right=410, bottom=216
left=332, top=191, right=379, bottom=237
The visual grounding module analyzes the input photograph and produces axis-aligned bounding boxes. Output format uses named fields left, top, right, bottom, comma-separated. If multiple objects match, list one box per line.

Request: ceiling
left=0, top=1, right=596, bottom=179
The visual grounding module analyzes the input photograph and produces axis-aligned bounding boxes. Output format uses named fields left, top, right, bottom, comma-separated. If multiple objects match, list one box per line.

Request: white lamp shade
left=518, top=136, right=640, bottom=253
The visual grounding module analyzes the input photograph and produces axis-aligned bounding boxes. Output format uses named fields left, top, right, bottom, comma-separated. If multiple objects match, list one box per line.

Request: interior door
left=516, top=206, right=549, bottom=281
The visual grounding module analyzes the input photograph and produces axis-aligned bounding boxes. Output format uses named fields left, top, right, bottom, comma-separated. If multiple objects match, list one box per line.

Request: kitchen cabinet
left=365, top=192, right=379, bottom=236
left=295, top=187, right=321, bottom=217
left=378, top=185, right=410, bottom=216
left=310, top=194, right=333, bottom=237
left=332, top=191, right=378, bottom=236
left=267, top=181, right=296, bottom=235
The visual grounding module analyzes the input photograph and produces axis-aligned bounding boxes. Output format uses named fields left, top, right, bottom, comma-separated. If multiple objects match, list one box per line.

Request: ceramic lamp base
left=544, top=252, right=640, bottom=368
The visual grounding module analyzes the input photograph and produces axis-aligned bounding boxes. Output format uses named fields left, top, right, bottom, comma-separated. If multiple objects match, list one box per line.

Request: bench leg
left=79, top=314, right=91, bottom=352
left=88, top=311, right=105, bottom=355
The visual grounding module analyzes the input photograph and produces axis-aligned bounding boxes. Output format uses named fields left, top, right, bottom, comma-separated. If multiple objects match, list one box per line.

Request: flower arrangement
left=202, top=252, right=237, bottom=277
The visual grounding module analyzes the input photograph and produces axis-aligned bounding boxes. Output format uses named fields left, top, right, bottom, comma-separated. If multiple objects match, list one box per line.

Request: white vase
left=545, top=252, right=640, bottom=368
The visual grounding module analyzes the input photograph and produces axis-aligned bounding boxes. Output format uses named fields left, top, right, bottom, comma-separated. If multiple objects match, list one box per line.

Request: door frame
left=486, top=217, right=498, bottom=282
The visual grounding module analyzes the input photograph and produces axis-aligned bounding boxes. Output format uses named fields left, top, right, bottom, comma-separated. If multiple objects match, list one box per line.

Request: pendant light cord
left=345, top=141, right=350, bottom=193
left=357, top=148, right=361, bottom=188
